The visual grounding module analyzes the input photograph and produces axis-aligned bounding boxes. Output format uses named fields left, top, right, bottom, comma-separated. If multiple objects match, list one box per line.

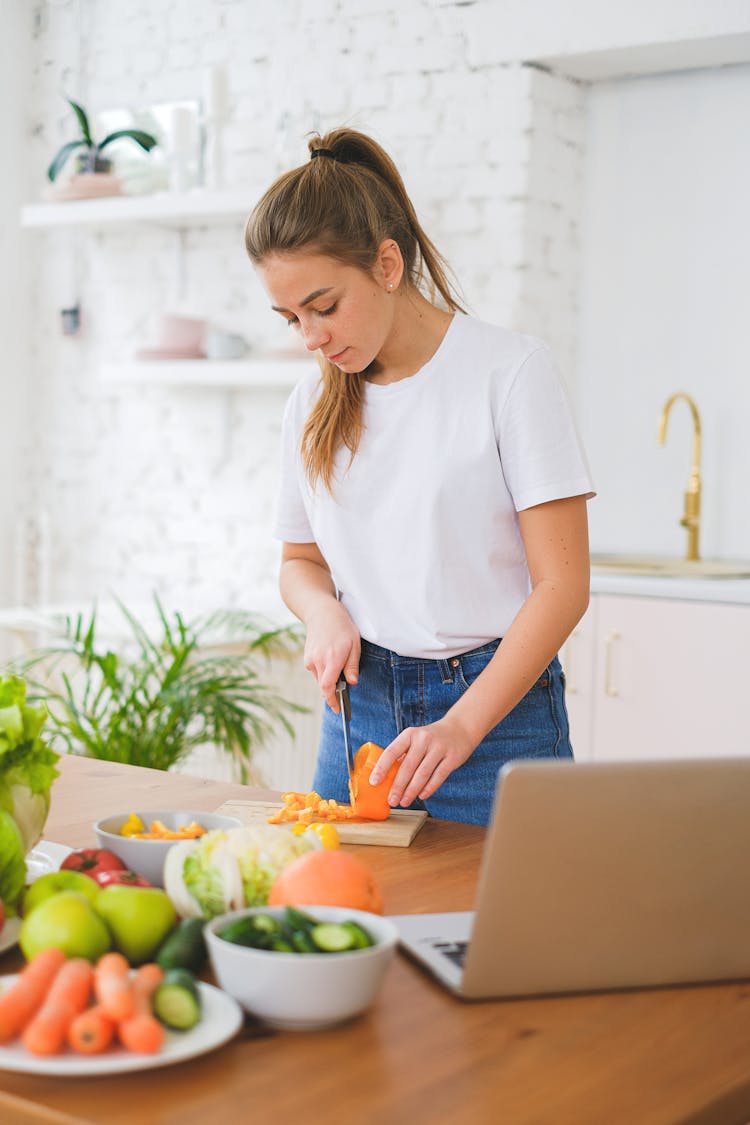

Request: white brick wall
left=20, top=0, right=570, bottom=619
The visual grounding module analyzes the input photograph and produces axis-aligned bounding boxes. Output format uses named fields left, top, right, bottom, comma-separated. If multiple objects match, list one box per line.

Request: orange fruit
left=267, top=850, right=384, bottom=914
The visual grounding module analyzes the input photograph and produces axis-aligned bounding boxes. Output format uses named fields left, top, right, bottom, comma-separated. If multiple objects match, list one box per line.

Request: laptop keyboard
left=433, top=940, right=468, bottom=968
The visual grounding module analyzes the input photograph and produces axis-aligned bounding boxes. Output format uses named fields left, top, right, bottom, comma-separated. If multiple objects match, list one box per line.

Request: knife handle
left=335, top=675, right=352, bottom=720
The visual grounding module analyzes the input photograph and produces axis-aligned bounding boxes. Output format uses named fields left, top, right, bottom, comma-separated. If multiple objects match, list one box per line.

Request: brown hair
left=245, top=127, right=464, bottom=490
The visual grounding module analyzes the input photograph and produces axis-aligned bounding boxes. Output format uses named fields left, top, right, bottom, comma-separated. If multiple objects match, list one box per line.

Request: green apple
left=95, top=884, right=177, bottom=965
left=22, top=870, right=101, bottom=917
left=19, top=890, right=111, bottom=961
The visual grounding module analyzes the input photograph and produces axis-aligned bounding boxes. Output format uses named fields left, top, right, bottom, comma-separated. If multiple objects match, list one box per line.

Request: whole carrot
left=117, top=963, right=165, bottom=1055
left=21, top=958, right=94, bottom=1056
left=68, top=1004, right=116, bottom=1055
left=0, top=947, right=66, bottom=1044
left=94, top=951, right=135, bottom=1021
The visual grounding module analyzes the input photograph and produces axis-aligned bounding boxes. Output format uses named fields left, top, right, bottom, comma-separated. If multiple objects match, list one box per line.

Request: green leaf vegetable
left=47, top=97, right=158, bottom=182
left=0, top=676, right=59, bottom=914
left=164, top=825, right=316, bottom=920
left=18, top=595, right=305, bottom=782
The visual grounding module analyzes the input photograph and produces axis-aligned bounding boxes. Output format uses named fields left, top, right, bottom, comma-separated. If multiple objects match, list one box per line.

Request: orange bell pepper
left=266, top=742, right=398, bottom=825
left=348, top=742, right=399, bottom=820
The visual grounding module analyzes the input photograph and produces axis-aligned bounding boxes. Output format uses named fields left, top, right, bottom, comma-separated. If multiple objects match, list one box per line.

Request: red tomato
left=60, top=848, right=128, bottom=881
left=93, top=869, right=151, bottom=888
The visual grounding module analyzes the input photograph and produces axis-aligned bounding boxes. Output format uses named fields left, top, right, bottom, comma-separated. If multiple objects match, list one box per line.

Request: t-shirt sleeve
left=496, top=345, right=596, bottom=512
left=272, top=389, right=315, bottom=543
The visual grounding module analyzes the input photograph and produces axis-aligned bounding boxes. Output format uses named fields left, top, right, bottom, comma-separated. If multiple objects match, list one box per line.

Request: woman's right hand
left=303, top=600, right=361, bottom=711
left=279, top=541, right=361, bottom=711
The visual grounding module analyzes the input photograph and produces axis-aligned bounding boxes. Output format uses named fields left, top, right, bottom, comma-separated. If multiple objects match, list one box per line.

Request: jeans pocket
left=453, top=641, right=502, bottom=692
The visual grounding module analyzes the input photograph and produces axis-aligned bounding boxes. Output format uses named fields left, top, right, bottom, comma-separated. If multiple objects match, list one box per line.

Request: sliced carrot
left=117, top=963, right=165, bottom=1054
left=67, top=1004, right=116, bottom=1055
left=21, top=958, right=94, bottom=1056
left=0, top=947, right=67, bottom=1044
left=94, top=951, right=136, bottom=1022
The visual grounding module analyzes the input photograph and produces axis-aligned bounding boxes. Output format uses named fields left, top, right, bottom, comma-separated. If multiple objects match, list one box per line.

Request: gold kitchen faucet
left=657, top=392, right=702, bottom=561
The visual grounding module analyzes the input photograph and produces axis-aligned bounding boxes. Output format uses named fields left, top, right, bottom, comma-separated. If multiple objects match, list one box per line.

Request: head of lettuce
left=0, top=675, right=59, bottom=915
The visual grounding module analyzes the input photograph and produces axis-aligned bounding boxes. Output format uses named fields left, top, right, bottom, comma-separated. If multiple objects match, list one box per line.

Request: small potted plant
left=14, top=596, right=306, bottom=784
left=47, top=97, right=158, bottom=183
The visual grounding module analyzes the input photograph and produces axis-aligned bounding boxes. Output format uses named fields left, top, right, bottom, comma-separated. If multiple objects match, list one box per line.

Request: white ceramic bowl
left=205, top=905, right=398, bottom=1030
left=94, top=810, right=242, bottom=887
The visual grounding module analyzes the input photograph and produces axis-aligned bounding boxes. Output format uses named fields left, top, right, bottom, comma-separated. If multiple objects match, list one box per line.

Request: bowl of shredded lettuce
left=164, top=824, right=319, bottom=919
left=0, top=676, right=59, bottom=918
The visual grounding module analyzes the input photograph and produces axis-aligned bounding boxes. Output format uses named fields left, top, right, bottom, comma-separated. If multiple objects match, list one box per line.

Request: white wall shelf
left=101, top=357, right=311, bottom=389
left=20, top=189, right=253, bottom=230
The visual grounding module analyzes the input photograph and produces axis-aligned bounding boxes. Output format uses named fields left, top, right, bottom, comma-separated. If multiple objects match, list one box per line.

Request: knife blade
left=335, top=674, right=355, bottom=781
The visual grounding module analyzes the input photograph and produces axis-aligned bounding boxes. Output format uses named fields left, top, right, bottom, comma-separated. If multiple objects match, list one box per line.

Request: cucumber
left=310, top=922, right=360, bottom=952
left=341, top=921, right=374, bottom=949
left=215, top=908, right=375, bottom=954
left=153, top=968, right=202, bottom=1031
left=216, top=915, right=279, bottom=948
left=290, top=927, right=319, bottom=953
left=156, top=918, right=208, bottom=973
left=284, top=907, right=318, bottom=931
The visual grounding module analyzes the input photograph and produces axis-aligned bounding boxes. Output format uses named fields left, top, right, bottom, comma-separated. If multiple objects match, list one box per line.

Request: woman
left=245, top=127, right=594, bottom=827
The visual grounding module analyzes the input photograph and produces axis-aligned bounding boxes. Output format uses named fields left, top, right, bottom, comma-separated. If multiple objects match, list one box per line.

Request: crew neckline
left=363, top=311, right=463, bottom=397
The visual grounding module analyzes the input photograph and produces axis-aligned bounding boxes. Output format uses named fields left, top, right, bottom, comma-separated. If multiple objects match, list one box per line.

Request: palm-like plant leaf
left=66, top=98, right=93, bottom=145
left=15, top=596, right=305, bottom=780
left=99, top=129, right=158, bottom=153
left=47, top=140, right=88, bottom=182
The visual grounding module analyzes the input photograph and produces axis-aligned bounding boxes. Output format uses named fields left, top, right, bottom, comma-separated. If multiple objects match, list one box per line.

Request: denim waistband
left=360, top=636, right=502, bottom=668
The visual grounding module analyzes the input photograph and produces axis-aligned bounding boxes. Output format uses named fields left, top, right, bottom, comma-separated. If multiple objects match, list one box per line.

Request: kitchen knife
left=335, top=674, right=356, bottom=782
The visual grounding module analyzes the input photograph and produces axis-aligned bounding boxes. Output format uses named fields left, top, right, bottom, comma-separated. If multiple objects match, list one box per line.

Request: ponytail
left=245, top=128, right=464, bottom=490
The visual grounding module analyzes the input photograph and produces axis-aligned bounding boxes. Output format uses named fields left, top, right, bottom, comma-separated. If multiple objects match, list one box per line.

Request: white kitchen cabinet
left=559, top=601, right=598, bottom=761
left=560, top=593, right=749, bottom=762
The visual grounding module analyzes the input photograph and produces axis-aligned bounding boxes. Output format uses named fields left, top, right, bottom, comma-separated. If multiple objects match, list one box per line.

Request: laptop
left=389, top=757, right=750, bottom=999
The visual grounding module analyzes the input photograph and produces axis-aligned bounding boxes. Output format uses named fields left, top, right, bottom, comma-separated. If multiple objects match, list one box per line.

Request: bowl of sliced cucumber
left=204, top=904, right=398, bottom=1030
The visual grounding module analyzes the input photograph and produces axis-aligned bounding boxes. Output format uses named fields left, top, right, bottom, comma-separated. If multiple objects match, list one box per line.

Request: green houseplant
left=48, top=97, right=158, bottom=182
left=16, top=597, right=305, bottom=783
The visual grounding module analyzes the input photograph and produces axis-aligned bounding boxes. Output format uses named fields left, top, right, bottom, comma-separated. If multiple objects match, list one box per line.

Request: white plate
left=0, top=979, right=244, bottom=1075
left=24, top=840, right=73, bottom=882
left=0, top=839, right=74, bottom=955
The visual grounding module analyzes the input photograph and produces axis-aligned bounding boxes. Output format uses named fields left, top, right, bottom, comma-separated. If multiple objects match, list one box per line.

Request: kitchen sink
left=590, top=555, right=750, bottom=579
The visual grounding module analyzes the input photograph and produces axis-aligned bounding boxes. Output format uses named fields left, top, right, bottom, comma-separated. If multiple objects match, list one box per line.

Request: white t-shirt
left=273, top=313, right=595, bottom=658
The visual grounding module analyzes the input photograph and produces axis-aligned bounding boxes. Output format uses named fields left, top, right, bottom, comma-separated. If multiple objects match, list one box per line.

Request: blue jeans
left=312, top=638, right=572, bottom=827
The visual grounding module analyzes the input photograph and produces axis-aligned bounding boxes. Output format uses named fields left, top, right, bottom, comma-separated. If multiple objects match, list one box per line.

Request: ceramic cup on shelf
left=205, top=330, right=250, bottom=360
left=135, top=314, right=208, bottom=361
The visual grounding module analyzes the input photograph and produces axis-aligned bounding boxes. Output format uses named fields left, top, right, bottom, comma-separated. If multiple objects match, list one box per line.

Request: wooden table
left=3, top=755, right=750, bottom=1125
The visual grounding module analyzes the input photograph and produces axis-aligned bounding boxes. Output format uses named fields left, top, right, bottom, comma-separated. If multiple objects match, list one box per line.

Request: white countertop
left=590, top=570, right=750, bottom=605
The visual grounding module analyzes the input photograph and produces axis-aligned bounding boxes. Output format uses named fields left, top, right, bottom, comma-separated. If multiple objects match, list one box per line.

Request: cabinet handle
left=604, top=631, right=620, bottom=697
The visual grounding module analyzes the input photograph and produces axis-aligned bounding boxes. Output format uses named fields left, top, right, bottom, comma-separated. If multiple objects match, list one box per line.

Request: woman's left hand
left=369, top=717, right=476, bottom=807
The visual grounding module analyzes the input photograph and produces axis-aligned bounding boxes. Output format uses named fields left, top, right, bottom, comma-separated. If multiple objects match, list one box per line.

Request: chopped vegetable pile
left=268, top=791, right=356, bottom=825
left=216, top=907, right=375, bottom=954
left=267, top=742, right=399, bottom=827
left=120, top=814, right=206, bottom=840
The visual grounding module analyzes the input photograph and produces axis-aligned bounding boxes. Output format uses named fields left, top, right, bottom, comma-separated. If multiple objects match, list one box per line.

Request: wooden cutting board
left=213, top=799, right=428, bottom=847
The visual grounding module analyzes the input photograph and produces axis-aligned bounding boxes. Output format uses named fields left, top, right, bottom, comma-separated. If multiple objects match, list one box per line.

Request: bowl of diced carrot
left=94, top=810, right=242, bottom=887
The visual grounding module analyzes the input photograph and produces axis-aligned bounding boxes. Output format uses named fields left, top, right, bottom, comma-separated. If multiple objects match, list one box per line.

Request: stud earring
left=388, top=282, right=394, bottom=291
